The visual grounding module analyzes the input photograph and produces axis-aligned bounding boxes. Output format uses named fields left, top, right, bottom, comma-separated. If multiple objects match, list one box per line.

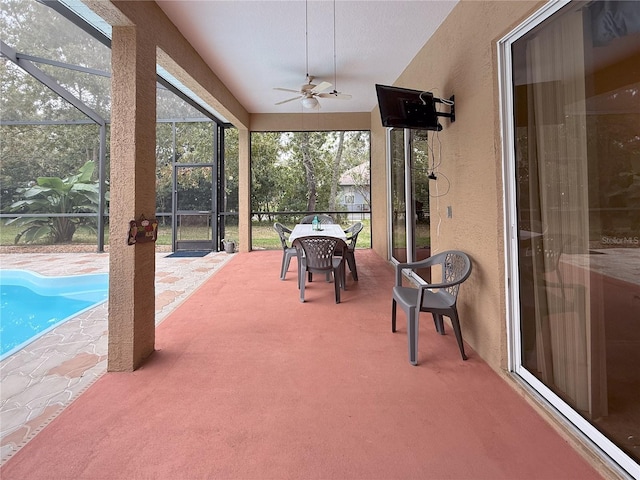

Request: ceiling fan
left=274, top=0, right=351, bottom=109
left=274, top=75, right=351, bottom=109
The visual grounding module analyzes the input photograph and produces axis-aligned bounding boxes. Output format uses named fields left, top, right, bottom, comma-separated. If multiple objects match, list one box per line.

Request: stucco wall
left=370, top=113, right=388, bottom=259
left=370, top=1, right=543, bottom=371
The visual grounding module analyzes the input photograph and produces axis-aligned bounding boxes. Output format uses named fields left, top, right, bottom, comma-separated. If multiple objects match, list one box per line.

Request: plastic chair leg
left=449, top=310, right=468, bottom=360
left=347, top=253, right=358, bottom=281
left=339, top=263, right=346, bottom=291
left=281, top=251, right=296, bottom=280
left=408, top=310, right=419, bottom=365
left=299, top=275, right=306, bottom=303
left=391, top=299, right=397, bottom=332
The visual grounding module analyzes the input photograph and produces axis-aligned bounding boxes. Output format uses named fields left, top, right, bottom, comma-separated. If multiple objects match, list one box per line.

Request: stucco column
left=238, top=128, right=251, bottom=252
left=108, top=26, right=157, bottom=371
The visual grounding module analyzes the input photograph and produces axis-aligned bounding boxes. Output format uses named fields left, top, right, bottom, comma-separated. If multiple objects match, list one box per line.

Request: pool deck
left=0, top=250, right=234, bottom=464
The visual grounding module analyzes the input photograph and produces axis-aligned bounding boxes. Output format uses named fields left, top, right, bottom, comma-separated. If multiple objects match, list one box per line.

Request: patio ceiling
left=156, top=0, right=458, bottom=115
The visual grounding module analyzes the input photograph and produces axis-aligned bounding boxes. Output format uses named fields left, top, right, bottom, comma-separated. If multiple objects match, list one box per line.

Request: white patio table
left=289, top=223, right=347, bottom=243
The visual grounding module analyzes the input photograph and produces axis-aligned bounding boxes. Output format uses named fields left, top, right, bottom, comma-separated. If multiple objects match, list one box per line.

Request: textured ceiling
left=157, top=1, right=458, bottom=115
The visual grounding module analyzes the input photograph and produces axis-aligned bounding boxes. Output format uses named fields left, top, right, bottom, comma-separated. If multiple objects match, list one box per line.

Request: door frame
left=171, top=121, right=218, bottom=252
left=498, top=0, right=637, bottom=475
left=387, top=127, right=428, bottom=285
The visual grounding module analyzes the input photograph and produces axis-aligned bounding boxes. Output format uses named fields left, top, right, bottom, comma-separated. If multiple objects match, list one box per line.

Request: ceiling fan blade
left=317, top=92, right=352, bottom=99
left=275, top=96, right=302, bottom=105
left=274, top=87, right=301, bottom=93
left=311, top=81, right=332, bottom=93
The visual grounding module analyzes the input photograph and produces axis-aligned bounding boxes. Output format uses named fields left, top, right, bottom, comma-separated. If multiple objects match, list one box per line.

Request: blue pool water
left=0, top=270, right=109, bottom=360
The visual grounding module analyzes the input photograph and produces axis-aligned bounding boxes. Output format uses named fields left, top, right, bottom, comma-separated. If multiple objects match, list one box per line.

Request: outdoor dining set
left=274, top=214, right=473, bottom=366
left=274, top=215, right=363, bottom=304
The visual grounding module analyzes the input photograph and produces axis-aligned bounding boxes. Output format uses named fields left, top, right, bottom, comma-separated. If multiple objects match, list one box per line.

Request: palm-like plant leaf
left=9, top=161, right=104, bottom=244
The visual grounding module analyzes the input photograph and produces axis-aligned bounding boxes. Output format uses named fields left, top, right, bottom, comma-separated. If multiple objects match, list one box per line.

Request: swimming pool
left=0, top=270, right=109, bottom=360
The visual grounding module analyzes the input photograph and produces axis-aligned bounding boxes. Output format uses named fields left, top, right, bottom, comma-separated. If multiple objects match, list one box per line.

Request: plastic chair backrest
left=430, top=250, right=472, bottom=299
left=300, top=214, right=334, bottom=224
left=274, top=222, right=292, bottom=250
left=293, top=236, right=346, bottom=272
left=344, top=222, right=363, bottom=249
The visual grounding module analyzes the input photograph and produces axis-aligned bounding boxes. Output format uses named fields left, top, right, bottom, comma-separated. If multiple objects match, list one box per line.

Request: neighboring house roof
left=339, top=163, right=370, bottom=186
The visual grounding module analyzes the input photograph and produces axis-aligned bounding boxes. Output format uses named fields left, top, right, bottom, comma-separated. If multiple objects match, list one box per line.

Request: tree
left=251, top=132, right=284, bottom=220
left=249, top=131, right=371, bottom=218
left=328, top=131, right=345, bottom=212
left=7, top=161, right=104, bottom=244
left=155, top=122, right=174, bottom=216
left=300, top=132, right=317, bottom=212
left=2, top=0, right=236, bottom=247
left=154, top=120, right=218, bottom=216
left=0, top=0, right=110, bottom=209
left=223, top=127, right=239, bottom=213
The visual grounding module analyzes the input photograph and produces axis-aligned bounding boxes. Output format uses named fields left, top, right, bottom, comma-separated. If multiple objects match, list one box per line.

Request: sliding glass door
left=390, top=128, right=409, bottom=263
left=388, top=128, right=431, bottom=275
left=502, top=1, right=639, bottom=474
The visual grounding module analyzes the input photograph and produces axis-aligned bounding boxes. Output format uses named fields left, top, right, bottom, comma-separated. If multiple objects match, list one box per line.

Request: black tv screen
left=375, top=84, right=442, bottom=131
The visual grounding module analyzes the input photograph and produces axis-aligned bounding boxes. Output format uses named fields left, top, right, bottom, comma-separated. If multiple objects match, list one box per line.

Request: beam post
left=108, top=26, right=157, bottom=371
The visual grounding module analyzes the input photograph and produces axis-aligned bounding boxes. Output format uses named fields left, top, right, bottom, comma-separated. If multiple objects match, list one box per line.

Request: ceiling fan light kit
left=301, top=96, right=319, bottom=109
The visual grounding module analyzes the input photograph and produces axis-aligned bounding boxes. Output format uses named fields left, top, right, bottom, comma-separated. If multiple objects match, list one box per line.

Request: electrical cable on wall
left=424, top=129, right=450, bottom=240
left=429, top=171, right=450, bottom=198
left=425, top=129, right=449, bottom=198
left=435, top=166, right=442, bottom=238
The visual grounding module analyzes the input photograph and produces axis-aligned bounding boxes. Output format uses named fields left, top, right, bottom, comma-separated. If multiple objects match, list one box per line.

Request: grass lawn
left=1, top=218, right=372, bottom=250
left=251, top=219, right=372, bottom=250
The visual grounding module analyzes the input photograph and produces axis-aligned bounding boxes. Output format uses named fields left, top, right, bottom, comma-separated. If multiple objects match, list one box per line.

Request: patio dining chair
left=391, top=250, right=472, bottom=365
left=299, top=214, right=334, bottom=224
left=292, top=236, right=348, bottom=303
left=274, top=222, right=297, bottom=280
left=342, top=222, right=363, bottom=281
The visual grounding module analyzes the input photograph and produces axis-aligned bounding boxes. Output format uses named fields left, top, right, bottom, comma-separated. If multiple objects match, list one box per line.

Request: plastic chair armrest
left=418, top=280, right=463, bottom=291
left=395, top=258, right=437, bottom=286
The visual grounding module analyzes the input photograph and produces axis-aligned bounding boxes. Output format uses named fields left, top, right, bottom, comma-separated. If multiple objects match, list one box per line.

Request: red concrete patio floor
left=0, top=250, right=606, bottom=479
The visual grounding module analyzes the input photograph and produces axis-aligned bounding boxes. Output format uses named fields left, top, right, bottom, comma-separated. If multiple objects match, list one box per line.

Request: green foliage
left=1, top=0, right=371, bottom=252
left=7, top=161, right=105, bottom=244
left=0, top=123, right=103, bottom=209
left=1, top=0, right=111, bottom=121
left=250, top=131, right=370, bottom=218
left=250, top=219, right=372, bottom=250
left=412, top=130, right=431, bottom=214
left=224, top=127, right=239, bottom=212
left=0, top=0, right=112, bottom=209
left=154, top=122, right=238, bottom=215
left=251, top=132, right=286, bottom=219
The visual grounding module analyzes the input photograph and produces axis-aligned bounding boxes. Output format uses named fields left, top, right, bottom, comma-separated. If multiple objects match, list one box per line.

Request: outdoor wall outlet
left=447, top=206, right=452, bottom=218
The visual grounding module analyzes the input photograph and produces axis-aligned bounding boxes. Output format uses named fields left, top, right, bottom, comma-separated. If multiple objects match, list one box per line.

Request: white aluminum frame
left=386, top=127, right=427, bottom=286
left=498, top=1, right=638, bottom=477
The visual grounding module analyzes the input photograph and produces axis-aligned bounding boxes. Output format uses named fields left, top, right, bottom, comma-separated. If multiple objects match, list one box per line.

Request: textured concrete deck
left=0, top=250, right=608, bottom=480
left=0, top=251, right=233, bottom=464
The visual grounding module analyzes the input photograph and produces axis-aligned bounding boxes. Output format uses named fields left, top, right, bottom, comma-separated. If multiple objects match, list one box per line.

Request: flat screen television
left=375, top=84, right=442, bottom=131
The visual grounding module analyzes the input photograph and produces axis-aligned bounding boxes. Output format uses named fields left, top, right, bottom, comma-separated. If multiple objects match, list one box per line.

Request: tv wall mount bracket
left=434, top=95, right=455, bottom=123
